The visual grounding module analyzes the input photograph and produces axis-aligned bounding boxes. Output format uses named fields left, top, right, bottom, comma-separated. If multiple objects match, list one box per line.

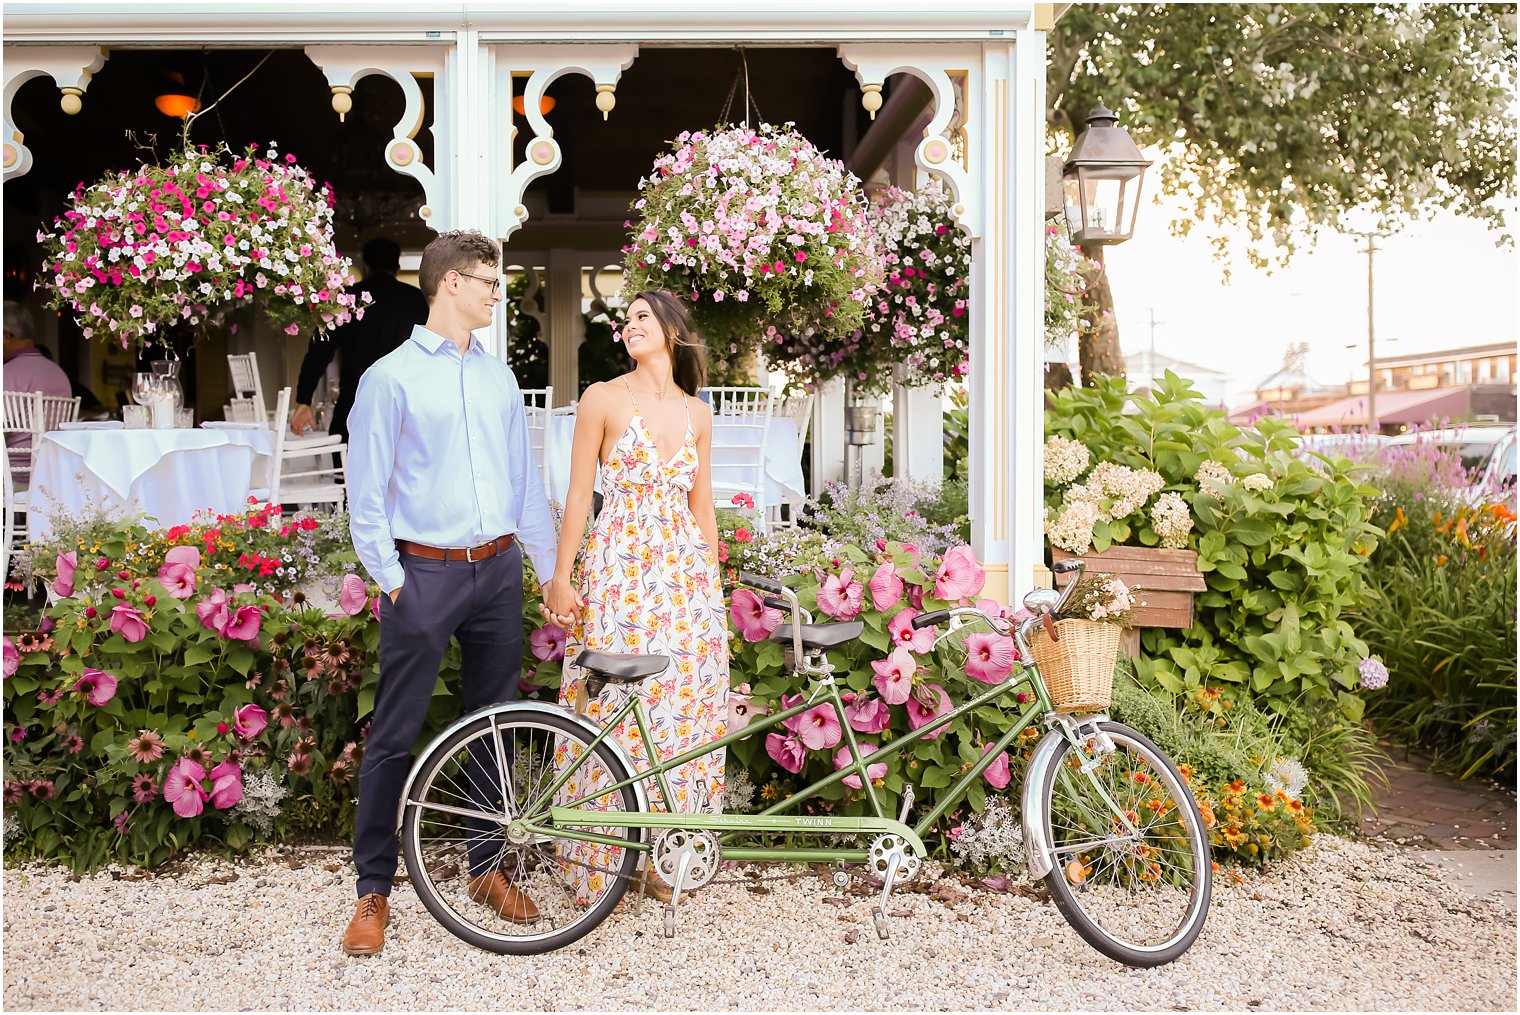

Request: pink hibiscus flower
left=209, top=759, right=244, bottom=809
left=338, top=573, right=368, bottom=616
left=158, top=560, right=197, bottom=599
left=163, top=757, right=209, bottom=818
left=1, top=636, right=17, bottom=680
left=777, top=693, right=807, bottom=733
left=964, top=632, right=1017, bottom=684
left=53, top=550, right=77, bottom=598
left=109, top=604, right=149, bottom=642
left=795, top=703, right=843, bottom=750
left=530, top=624, right=567, bottom=662
left=982, top=743, right=1012, bottom=789
left=196, top=588, right=231, bottom=633
left=765, top=732, right=806, bottom=774
left=842, top=691, right=892, bottom=734
left=834, top=743, right=888, bottom=789
left=934, top=544, right=985, bottom=601
left=729, top=588, right=783, bottom=642
left=868, top=562, right=903, bottom=612
left=904, top=683, right=953, bottom=739
left=871, top=647, right=916, bottom=704
left=817, top=567, right=864, bottom=620
left=233, top=703, right=268, bottom=739
left=74, top=668, right=118, bottom=706
left=221, top=605, right=262, bottom=642
left=164, top=544, right=201, bottom=570
left=887, top=608, right=935, bottom=654
left=727, top=684, right=769, bottom=731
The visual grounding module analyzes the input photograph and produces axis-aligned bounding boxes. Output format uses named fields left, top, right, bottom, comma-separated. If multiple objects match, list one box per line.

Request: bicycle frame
left=530, top=651, right=1078, bottom=866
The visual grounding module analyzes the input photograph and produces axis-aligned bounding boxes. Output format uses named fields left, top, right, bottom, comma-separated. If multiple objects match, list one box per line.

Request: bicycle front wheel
left=1035, top=720, right=1211, bottom=967
left=400, top=705, right=643, bottom=955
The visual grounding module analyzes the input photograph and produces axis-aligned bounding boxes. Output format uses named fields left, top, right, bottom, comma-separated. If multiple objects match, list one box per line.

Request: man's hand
left=289, top=403, right=316, bottom=437
left=388, top=587, right=402, bottom=605
left=540, top=577, right=582, bottom=628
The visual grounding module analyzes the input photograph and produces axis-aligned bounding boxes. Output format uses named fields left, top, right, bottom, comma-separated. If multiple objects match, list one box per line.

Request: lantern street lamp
left=1061, top=103, right=1151, bottom=246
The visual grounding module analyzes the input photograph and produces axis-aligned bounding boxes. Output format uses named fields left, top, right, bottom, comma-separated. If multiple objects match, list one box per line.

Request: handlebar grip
left=912, top=609, right=951, bottom=630
left=738, top=572, right=785, bottom=594
left=763, top=596, right=791, bottom=612
left=1052, top=559, right=1083, bottom=574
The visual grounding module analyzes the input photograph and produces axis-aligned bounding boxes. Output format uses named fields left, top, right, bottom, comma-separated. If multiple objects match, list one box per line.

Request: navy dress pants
left=352, top=543, right=524, bottom=898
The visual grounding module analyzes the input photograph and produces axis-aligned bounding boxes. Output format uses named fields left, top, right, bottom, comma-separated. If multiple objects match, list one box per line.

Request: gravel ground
left=3, top=835, right=1515, bottom=1011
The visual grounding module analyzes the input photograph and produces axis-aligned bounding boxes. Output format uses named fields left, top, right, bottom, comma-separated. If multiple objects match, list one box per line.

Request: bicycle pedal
left=872, top=910, right=890, bottom=940
left=662, top=904, right=676, bottom=939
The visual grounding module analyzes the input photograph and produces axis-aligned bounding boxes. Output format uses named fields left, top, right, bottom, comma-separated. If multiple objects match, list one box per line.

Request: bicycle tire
left=400, top=704, right=643, bottom=955
left=1034, top=720, right=1212, bottom=967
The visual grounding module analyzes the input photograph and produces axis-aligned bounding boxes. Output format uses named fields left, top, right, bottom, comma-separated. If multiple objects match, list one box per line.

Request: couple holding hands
left=341, top=229, right=729, bottom=955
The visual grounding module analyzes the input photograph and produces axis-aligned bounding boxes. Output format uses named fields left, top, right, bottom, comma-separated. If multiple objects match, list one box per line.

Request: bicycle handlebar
left=912, top=609, right=951, bottom=629
left=739, top=572, right=785, bottom=595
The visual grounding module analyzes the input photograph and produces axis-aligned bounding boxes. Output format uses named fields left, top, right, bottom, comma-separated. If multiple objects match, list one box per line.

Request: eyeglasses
left=455, top=270, right=502, bottom=295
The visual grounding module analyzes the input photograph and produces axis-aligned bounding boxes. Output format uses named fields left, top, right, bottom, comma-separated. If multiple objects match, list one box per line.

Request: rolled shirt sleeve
left=508, top=394, right=559, bottom=584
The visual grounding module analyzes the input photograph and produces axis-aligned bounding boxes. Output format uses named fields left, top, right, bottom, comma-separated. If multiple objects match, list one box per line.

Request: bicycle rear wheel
left=400, top=705, right=643, bottom=955
left=1035, top=720, right=1211, bottom=967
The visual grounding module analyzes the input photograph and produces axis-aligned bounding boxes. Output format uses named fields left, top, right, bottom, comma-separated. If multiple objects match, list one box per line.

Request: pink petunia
left=964, top=632, right=1017, bottom=684
left=109, top=604, right=149, bottom=642
left=843, top=692, right=892, bottom=734
left=196, top=588, right=231, bottom=633
left=817, top=567, right=864, bottom=621
left=871, top=647, right=917, bottom=704
left=529, top=624, right=567, bottom=662
left=982, top=743, right=1012, bottom=789
left=163, top=757, right=209, bottom=818
left=53, top=550, right=77, bottom=598
left=729, top=588, right=783, bottom=642
left=727, top=685, right=769, bottom=731
left=834, top=743, right=887, bottom=789
left=74, top=668, right=118, bottom=706
left=338, top=574, right=368, bottom=616
left=868, top=562, right=903, bottom=612
left=158, top=561, right=197, bottom=599
left=221, top=605, right=262, bottom=642
left=887, top=608, right=936, bottom=654
left=209, top=759, right=244, bottom=809
left=765, top=732, right=806, bottom=774
left=795, top=703, right=843, bottom=750
left=233, top=703, right=268, bottom=739
left=905, top=683, right=953, bottom=739
left=934, top=544, right=985, bottom=601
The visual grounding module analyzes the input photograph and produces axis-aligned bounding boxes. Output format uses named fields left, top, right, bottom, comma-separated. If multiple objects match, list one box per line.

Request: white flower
left=1151, top=492, right=1193, bottom=549
left=1194, top=459, right=1236, bottom=499
left=1043, top=435, right=1090, bottom=486
left=1048, top=500, right=1100, bottom=553
left=1241, top=473, right=1273, bottom=491
left=1265, top=756, right=1308, bottom=798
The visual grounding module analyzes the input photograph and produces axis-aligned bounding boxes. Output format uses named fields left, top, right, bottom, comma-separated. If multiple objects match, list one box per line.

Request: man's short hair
left=361, top=237, right=402, bottom=275
left=3, top=300, right=35, bottom=342
left=418, top=230, right=500, bottom=302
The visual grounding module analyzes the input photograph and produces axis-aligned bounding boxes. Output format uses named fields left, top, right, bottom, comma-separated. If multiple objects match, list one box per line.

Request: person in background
left=289, top=237, right=428, bottom=440
left=34, top=346, right=107, bottom=418
left=4, top=300, right=72, bottom=452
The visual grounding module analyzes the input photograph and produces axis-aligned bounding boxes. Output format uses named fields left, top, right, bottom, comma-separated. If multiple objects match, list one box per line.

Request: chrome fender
left=396, top=700, right=652, bottom=831
left=1020, top=727, right=1067, bottom=881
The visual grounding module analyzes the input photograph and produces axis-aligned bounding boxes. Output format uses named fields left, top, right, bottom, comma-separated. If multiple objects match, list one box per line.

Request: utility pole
left=1349, top=231, right=1389, bottom=433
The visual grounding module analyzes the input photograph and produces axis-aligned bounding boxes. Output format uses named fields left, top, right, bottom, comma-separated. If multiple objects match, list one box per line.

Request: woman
left=545, top=290, right=729, bottom=903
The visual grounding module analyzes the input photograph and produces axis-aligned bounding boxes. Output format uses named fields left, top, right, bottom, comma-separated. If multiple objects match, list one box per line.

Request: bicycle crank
left=866, top=834, right=922, bottom=940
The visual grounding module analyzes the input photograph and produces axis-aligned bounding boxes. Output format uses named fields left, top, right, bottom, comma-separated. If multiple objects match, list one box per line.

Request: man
left=289, top=237, right=428, bottom=441
left=342, top=229, right=578, bottom=957
left=4, top=300, right=72, bottom=454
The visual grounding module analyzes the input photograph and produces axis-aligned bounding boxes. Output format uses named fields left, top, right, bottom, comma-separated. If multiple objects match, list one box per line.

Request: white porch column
left=892, top=381, right=943, bottom=483
left=812, top=378, right=847, bottom=492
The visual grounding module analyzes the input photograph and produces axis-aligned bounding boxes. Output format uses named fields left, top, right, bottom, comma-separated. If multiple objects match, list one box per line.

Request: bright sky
left=1100, top=167, right=1519, bottom=407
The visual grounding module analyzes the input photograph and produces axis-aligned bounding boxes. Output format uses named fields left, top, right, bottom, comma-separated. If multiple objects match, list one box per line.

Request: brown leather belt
left=396, top=534, right=515, bottom=563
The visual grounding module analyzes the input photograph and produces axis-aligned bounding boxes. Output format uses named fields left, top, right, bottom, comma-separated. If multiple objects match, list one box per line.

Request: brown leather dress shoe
left=342, top=893, right=390, bottom=956
left=468, top=871, right=541, bottom=924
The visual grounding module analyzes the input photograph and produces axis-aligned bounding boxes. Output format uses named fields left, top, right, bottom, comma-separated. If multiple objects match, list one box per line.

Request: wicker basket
left=1028, top=618, right=1122, bottom=713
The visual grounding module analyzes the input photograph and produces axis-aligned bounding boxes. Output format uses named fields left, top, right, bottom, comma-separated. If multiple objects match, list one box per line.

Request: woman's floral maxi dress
left=555, top=387, right=729, bottom=902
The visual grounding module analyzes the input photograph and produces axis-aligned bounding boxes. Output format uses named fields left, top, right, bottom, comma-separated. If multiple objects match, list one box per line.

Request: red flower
left=733, top=528, right=753, bottom=543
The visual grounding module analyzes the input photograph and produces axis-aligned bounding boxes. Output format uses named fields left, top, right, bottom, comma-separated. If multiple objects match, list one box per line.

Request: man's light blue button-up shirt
left=346, top=324, right=558, bottom=594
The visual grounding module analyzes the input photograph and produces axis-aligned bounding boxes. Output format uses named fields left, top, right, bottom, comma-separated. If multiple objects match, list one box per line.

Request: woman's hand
left=541, top=577, right=582, bottom=628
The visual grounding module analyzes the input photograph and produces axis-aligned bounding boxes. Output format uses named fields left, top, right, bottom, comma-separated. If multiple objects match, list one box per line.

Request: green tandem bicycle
left=395, top=560, right=1212, bottom=967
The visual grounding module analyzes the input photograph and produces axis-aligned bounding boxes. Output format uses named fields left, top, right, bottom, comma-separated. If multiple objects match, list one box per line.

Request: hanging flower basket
left=621, top=122, right=883, bottom=350
left=38, top=142, right=366, bottom=350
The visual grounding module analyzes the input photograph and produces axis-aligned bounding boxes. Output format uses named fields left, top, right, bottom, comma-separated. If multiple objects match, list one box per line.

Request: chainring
left=650, top=829, right=722, bottom=891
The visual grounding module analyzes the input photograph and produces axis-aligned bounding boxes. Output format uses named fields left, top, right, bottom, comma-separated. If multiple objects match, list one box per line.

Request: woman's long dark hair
left=632, top=289, right=707, bottom=396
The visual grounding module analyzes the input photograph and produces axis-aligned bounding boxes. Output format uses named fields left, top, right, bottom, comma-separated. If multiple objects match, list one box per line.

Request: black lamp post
left=1061, top=104, right=1151, bottom=246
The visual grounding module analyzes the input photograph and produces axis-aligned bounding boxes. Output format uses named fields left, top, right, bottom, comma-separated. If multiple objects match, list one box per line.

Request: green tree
left=1049, top=3, right=1517, bottom=385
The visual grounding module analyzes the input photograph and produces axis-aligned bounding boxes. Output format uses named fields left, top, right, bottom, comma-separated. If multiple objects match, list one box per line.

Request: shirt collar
left=410, top=324, right=485, bottom=358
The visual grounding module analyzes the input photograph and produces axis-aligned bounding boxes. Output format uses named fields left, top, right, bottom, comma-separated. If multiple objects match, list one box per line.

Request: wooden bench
left=1050, top=545, right=1206, bottom=656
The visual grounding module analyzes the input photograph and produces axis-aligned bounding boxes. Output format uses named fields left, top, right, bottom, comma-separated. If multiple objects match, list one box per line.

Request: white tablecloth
left=541, top=414, right=806, bottom=514
left=28, top=428, right=277, bottom=540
